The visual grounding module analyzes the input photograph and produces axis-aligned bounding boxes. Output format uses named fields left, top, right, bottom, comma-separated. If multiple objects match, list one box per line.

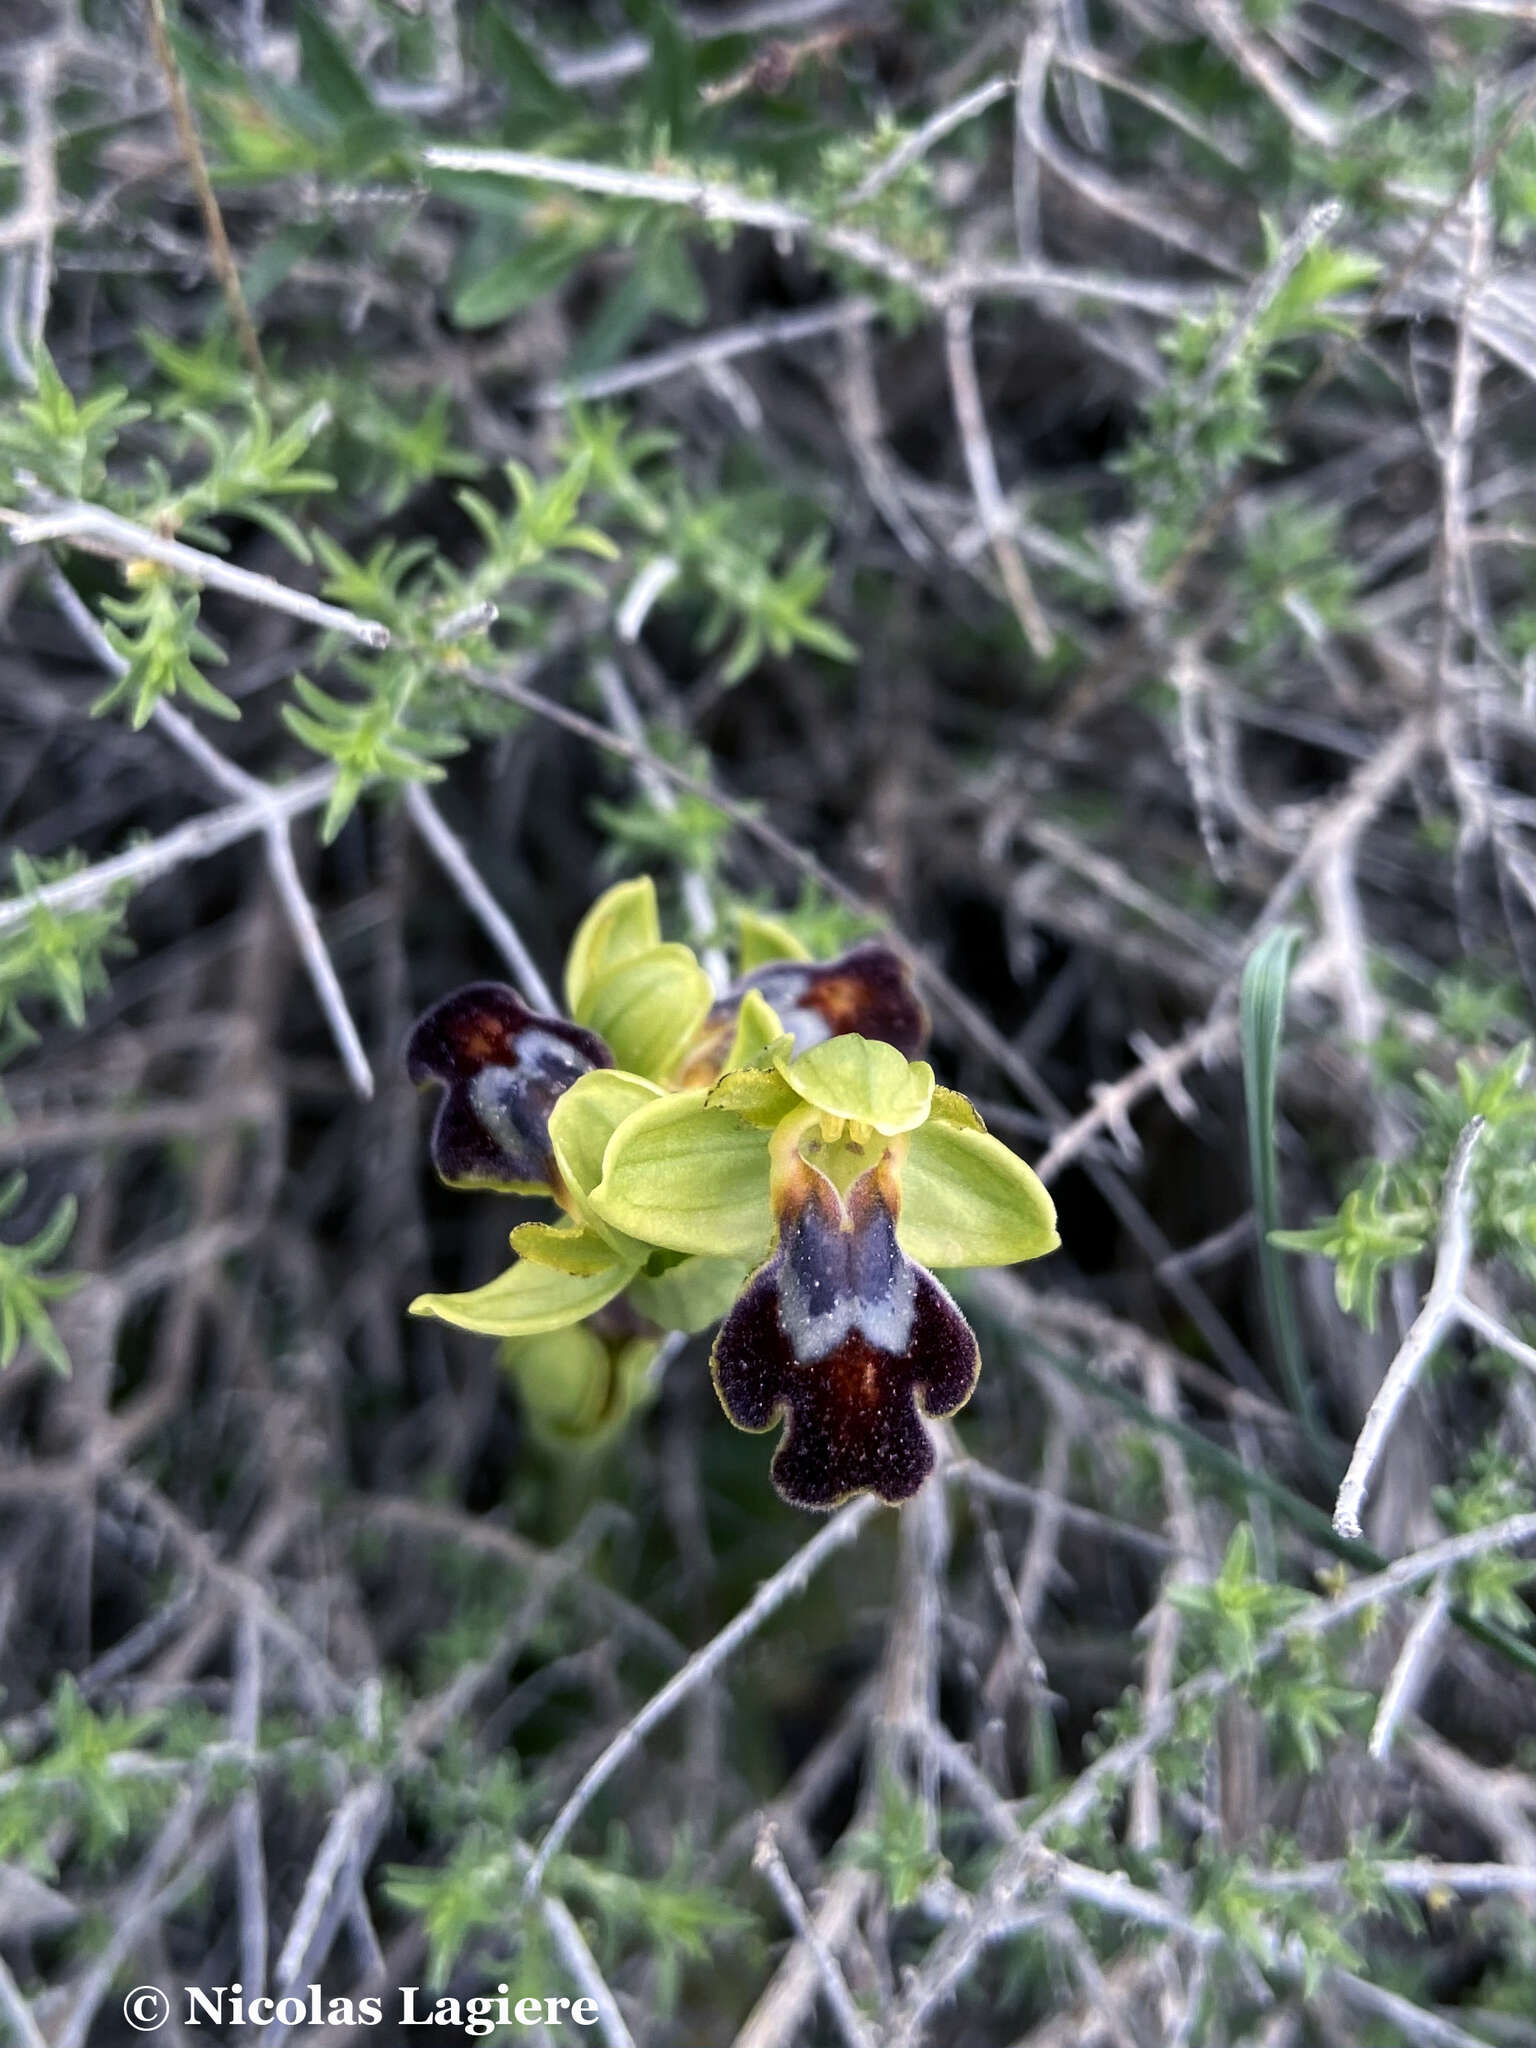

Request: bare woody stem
left=4, top=499, right=391, bottom=648
left=522, top=1495, right=881, bottom=1893
left=942, top=300, right=1054, bottom=659
left=753, top=1825, right=881, bottom=2048
left=0, top=772, right=335, bottom=937
left=401, top=783, right=558, bottom=1014
left=1333, top=1118, right=1486, bottom=1541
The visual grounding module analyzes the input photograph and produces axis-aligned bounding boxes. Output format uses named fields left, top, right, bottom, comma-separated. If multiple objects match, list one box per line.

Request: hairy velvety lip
left=710, top=1144, right=979, bottom=1509
left=407, top=982, right=612, bottom=1192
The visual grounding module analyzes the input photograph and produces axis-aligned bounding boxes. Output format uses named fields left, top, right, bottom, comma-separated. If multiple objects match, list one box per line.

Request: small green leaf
left=0, top=1179, right=80, bottom=1375
left=578, top=943, right=713, bottom=1084
left=564, top=875, right=663, bottom=1022
left=1169, top=1524, right=1311, bottom=1679
left=451, top=233, right=588, bottom=330
left=1, top=850, right=133, bottom=1040
left=591, top=1090, right=773, bottom=1259
left=777, top=1034, right=934, bottom=1135
left=1272, top=1167, right=1433, bottom=1331
left=295, top=2, right=375, bottom=121
left=636, top=0, right=696, bottom=137
left=843, top=1770, right=948, bottom=1909
left=898, top=1119, right=1058, bottom=1269
left=409, top=1252, right=631, bottom=1337
left=96, top=580, right=236, bottom=728
left=477, top=5, right=577, bottom=125
left=1257, top=226, right=1381, bottom=347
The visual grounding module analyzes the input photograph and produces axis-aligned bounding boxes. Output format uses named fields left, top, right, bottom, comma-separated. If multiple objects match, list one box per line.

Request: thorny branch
left=1334, top=1118, right=1486, bottom=1541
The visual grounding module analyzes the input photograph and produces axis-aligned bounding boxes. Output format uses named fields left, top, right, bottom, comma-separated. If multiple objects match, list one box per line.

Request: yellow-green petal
left=409, top=1251, right=631, bottom=1336
left=707, top=1061, right=799, bottom=1130
left=549, top=1068, right=663, bottom=1203
left=723, top=988, right=788, bottom=1073
left=735, top=907, right=810, bottom=971
left=898, top=1118, right=1059, bottom=1270
left=579, top=943, right=713, bottom=1084
left=564, top=875, right=661, bottom=1021
left=548, top=1067, right=661, bottom=1257
left=591, top=1089, right=774, bottom=1258
left=928, top=1084, right=986, bottom=1132
left=508, top=1221, right=626, bottom=1275
left=777, top=1033, right=934, bottom=1135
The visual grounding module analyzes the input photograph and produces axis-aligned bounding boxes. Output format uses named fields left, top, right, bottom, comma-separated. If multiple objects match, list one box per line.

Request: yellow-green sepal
left=776, top=1033, right=934, bottom=1136
left=735, top=907, right=810, bottom=970
left=508, top=1221, right=625, bottom=1275
left=590, top=1088, right=774, bottom=1259
left=499, top=1326, right=658, bottom=1445
left=627, top=1253, right=751, bottom=1334
left=564, top=875, right=661, bottom=1020
left=409, top=1249, right=632, bottom=1336
left=898, top=1119, right=1059, bottom=1269
left=578, top=943, right=713, bottom=1084
left=548, top=1068, right=663, bottom=1257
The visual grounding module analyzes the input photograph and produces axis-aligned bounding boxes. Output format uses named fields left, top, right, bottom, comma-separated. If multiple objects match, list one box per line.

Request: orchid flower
left=406, top=877, right=1058, bottom=1501
left=584, top=1029, right=1056, bottom=1504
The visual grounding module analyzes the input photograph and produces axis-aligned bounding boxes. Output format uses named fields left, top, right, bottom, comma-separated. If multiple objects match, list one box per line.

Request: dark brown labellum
left=407, top=982, right=612, bottom=1192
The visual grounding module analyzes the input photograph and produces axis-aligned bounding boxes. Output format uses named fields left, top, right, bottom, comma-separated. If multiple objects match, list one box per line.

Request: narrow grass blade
left=1241, top=925, right=1328, bottom=1469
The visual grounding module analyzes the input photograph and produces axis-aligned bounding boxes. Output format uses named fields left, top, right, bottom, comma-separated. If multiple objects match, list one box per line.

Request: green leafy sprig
left=0, top=850, right=134, bottom=1042
left=0, top=1175, right=80, bottom=1377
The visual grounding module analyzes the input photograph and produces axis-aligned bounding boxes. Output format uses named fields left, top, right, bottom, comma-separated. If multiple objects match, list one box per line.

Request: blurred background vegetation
left=4, top=0, right=1536, bottom=2042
